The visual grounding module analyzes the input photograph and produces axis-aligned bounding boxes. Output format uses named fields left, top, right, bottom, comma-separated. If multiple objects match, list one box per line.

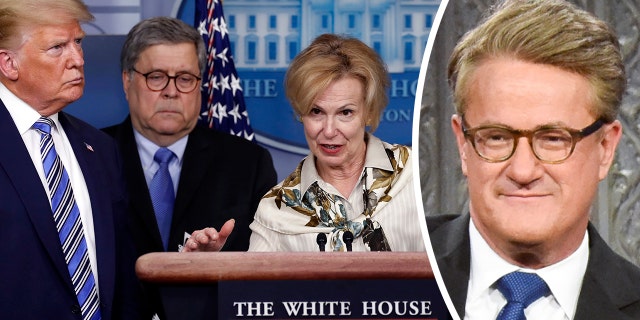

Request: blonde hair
left=285, top=33, right=390, bottom=131
left=0, top=0, right=93, bottom=50
left=448, top=0, right=624, bottom=122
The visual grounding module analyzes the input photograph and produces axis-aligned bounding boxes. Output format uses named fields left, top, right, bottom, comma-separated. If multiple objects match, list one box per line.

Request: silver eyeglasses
left=131, top=68, right=201, bottom=93
left=461, top=117, right=605, bottom=164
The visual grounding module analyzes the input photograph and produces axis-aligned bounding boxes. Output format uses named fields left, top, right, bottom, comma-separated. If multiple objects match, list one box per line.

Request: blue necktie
left=33, top=117, right=101, bottom=320
left=149, top=147, right=175, bottom=250
left=496, top=271, right=550, bottom=320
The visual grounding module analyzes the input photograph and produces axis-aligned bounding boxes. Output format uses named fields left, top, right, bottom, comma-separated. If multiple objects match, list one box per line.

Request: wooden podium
left=135, top=252, right=447, bottom=319
left=136, top=251, right=434, bottom=282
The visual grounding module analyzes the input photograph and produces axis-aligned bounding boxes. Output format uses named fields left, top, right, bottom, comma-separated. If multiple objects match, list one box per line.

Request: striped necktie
left=33, top=117, right=101, bottom=320
left=149, top=147, right=175, bottom=250
left=496, top=271, right=550, bottom=320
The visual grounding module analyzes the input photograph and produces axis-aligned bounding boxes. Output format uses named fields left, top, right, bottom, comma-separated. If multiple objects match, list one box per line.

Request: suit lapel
left=431, top=216, right=640, bottom=319
left=573, top=224, right=640, bottom=319
left=429, top=213, right=471, bottom=319
left=117, top=117, right=165, bottom=249
left=172, top=126, right=215, bottom=226
left=0, top=103, right=74, bottom=292
left=58, top=112, right=117, bottom=299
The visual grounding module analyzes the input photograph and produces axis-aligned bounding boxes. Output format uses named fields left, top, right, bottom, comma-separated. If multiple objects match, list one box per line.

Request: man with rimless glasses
left=425, top=0, right=640, bottom=319
left=103, top=17, right=276, bottom=319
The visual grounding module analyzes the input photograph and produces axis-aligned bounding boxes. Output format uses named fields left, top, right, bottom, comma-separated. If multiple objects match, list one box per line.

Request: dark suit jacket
left=103, top=116, right=277, bottom=319
left=427, top=213, right=640, bottom=320
left=0, top=102, right=140, bottom=319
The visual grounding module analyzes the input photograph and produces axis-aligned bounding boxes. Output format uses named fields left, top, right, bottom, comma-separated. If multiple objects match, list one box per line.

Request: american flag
left=195, top=0, right=254, bottom=141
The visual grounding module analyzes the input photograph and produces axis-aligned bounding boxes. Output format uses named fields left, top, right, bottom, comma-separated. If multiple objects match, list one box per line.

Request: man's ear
left=451, top=114, right=469, bottom=176
left=122, top=70, right=131, bottom=100
left=598, top=119, right=622, bottom=180
left=0, top=50, right=18, bottom=80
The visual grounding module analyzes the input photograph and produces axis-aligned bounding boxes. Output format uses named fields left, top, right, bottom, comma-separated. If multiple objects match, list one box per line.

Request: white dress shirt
left=464, top=217, right=589, bottom=320
left=1, top=82, right=100, bottom=288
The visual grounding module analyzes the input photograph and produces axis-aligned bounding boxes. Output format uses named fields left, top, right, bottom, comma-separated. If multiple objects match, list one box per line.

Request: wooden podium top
left=136, top=251, right=433, bottom=283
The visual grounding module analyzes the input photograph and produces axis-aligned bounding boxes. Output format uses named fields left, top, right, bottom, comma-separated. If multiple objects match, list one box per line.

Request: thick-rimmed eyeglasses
left=461, top=117, right=605, bottom=164
left=131, top=68, right=201, bottom=93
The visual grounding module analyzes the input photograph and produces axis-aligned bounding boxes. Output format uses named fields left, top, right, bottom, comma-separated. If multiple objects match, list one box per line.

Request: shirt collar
left=468, top=217, right=588, bottom=319
left=133, top=129, right=188, bottom=168
left=537, top=233, right=588, bottom=319
left=299, top=133, right=393, bottom=194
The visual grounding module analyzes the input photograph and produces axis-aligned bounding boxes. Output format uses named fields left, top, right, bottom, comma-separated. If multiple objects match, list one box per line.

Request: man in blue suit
left=0, top=0, right=140, bottom=318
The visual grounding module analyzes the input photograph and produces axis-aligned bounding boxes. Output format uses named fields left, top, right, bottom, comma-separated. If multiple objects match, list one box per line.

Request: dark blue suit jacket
left=0, top=101, right=140, bottom=319
left=427, top=213, right=640, bottom=320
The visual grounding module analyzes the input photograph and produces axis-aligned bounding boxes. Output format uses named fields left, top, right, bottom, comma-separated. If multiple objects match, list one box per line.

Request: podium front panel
left=219, top=278, right=448, bottom=319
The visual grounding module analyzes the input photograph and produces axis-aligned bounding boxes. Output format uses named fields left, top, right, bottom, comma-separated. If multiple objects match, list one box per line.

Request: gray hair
left=120, top=16, right=206, bottom=75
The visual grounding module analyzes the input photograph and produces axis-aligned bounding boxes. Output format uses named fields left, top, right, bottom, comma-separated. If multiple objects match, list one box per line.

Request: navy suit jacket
left=426, top=213, right=640, bottom=319
left=103, top=116, right=277, bottom=319
left=0, top=101, right=140, bottom=319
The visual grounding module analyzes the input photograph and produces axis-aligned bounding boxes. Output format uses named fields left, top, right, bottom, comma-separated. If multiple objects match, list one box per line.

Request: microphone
left=316, top=233, right=327, bottom=251
left=343, top=231, right=354, bottom=252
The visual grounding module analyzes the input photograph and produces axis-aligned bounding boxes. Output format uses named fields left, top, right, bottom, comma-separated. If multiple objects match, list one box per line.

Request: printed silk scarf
left=262, top=142, right=410, bottom=251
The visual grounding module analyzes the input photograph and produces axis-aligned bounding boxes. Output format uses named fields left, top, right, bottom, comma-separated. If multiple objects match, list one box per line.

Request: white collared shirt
left=1, top=82, right=99, bottom=288
left=464, top=218, right=588, bottom=320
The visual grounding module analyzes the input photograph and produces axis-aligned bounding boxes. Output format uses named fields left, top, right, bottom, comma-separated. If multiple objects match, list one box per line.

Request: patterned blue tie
left=149, top=147, right=175, bottom=250
left=496, top=271, right=550, bottom=320
left=33, top=117, right=101, bottom=320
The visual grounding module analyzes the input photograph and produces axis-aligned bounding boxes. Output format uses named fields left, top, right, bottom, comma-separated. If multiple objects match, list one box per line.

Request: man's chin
left=155, top=124, right=187, bottom=136
left=63, top=88, right=84, bottom=103
left=506, top=233, right=547, bottom=248
left=505, top=248, right=549, bottom=268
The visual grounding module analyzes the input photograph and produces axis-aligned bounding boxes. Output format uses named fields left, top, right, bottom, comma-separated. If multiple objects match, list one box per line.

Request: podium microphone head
left=316, top=233, right=327, bottom=251
left=343, top=230, right=354, bottom=252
